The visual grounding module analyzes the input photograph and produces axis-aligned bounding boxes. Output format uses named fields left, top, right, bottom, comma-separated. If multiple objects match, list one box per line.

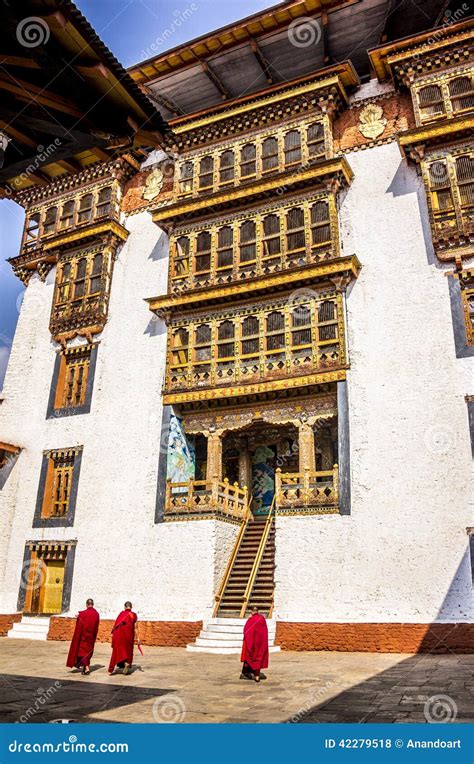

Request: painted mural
left=166, top=413, right=195, bottom=485
left=251, top=444, right=276, bottom=514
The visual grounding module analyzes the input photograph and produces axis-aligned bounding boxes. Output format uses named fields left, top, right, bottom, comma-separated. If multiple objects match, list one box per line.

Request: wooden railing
left=165, top=478, right=248, bottom=521
left=275, top=465, right=339, bottom=512
left=213, top=495, right=252, bottom=617
left=239, top=496, right=275, bottom=618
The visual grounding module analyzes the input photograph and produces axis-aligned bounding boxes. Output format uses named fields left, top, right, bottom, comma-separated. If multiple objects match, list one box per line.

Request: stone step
left=8, top=616, right=51, bottom=641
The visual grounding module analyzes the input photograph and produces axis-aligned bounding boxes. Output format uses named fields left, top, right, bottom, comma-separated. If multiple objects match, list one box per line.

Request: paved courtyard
left=0, top=638, right=473, bottom=723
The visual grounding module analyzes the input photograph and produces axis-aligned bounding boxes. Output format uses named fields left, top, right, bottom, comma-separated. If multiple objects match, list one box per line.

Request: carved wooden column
left=298, top=420, right=316, bottom=473
left=238, top=448, right=251, bottom=490
left=206, top=430, right=223, bottom=481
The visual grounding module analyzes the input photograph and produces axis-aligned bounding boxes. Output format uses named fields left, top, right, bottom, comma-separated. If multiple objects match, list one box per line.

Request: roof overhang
left=398, top=114, right=474, bottom=160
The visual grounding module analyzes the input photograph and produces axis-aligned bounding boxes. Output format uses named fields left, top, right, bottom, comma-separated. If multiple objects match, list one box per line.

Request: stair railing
left=212, top=492, right=252, bottom=617
left=239, top=495, right=276, bottom=618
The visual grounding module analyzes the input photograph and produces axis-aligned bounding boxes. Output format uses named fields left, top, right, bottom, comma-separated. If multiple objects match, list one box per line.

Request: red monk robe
left=240, top=611, right=269, bottom=680
left=108, top=609, right=138, bottom=673
left=66, top=606, right=100, bottom=671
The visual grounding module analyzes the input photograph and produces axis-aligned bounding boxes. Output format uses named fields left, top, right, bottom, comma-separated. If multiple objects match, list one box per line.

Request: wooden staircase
left=216, top=514, right=275, bottom=618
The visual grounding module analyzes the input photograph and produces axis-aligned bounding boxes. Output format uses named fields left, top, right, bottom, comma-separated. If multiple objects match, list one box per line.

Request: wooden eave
left=398, top=114, right=474, bottom=159
left=0, top=441, right=21, bottom=454
left=148, top=254, right=361, bottom=315
left=152, top=157, right=353, bottom=227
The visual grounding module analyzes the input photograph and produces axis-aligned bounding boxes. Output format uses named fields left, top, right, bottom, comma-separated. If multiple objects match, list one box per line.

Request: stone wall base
left=0, top=613, right=21, bottom=636
left=48, top=617, right=202, bottom=647
left=275, top=622, right=474, bottom=653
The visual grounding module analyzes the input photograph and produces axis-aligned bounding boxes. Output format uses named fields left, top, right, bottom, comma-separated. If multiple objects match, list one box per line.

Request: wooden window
left=310, top=201, right=331, bottom=248
left=318, top=300, right=338, bottom=342
left=195, top=231, right=212, bottom=274
left=240, top=143, right=256, bottom=178
left=239, top=220, right=256, bottom=263
left=179, top=161, right=194, bottom=194
left=307, top=122, right=325, bottom=160
left=262, top=137, right=278, bottom=173
left=241, top=316, right=260, bottom=357
left=429, top=161, right=453, bottom=211
left=217, top=320, right=235, bottom=359
left=461, top=281, right=474, bottom=345
left=199, top=156, right=214, bottom=190
left=219, top=150, right=235, bottom=184
left=418, top=84, right=445, bottom=120
left=174, top=236, right=190, bottom=277
left=172, top=328, right=189, bottom=364
left=54, top=347, right=91, bottom=410
left=291, top=305, right=312, bottom=347
left=41, top=453, right=75, bottom=518
left=59, top=200, right=75, bottom=230
left=96, top=186, right=112, bottom=217
left=266, top=311, right=285, bottom=352
left=78, top=193, right=93, bottom=224
left=25, top=213, right=40, bottom=247
left=73, top=258, right=87, bottom=299
left=216, top=226, right=233, bottom=270
left=195, top=324, right=212, bottom=362
left=284, top=130, right=302, bottom=166
left=57, top=262, right=72, bottom=303
left=449, top=76, right=474, bottom=114
left=456, top=155, right=474, bottom=206
left=262, top=214, right=281, bottom=260
left=89, top=254, right=103, bottom=294
left=286, top=207, right=305, bottom=259
left=43, top=206, right=57, bottom=236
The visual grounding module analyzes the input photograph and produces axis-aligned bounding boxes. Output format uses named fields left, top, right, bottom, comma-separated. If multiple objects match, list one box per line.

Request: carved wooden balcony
left=164, top=478, right=248, bottom=521
left=275, top=465, right=339, bottom=515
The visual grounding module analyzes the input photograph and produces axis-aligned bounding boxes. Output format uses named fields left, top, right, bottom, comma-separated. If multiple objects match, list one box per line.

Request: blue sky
left=0, top=0, right=276, bottom=387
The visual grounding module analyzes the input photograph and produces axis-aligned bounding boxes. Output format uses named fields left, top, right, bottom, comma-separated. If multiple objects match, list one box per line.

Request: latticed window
left=78, top=193, right=93, bottom=224
left=219, top=150, right=235, bottom=184
left=418, top=84, right=445, bottom=121
left=96, top=186, right=112, bottom=217
left=318, top=300, right=338, bottom=341
left=59, top=200, right=75, bottom=230
left=310, top=201, right=331, bottom=248
left=57, top=262, right=72, bottom=303
left=195, top=231, right=212, bottom=274
left=307, top=123, right=325, bottom=159
left=240, top=143, right=256, bottom=178
left=428, top=161, right=453, bottom=210
left=25, top=213, right=40, bottom=247
left=217, top=320, right=235, bottom=358
left=291, top=305, right=312, bottom=347
left=41, top=452, right=75, bottom=518
left=195, top=324, right=212, bottom=362
left=239, top=221, right=257, bottom=263
left=284, top=130, right=302, bottom=166
left=73, top=258, right=87, bottom=299
left=89, top=254, right=103, bottom=294
left=449, top=76, right=474, bottom=114
left=43, top=206, right=57, bottom=235
left=262, top=137, right=278, bottom=173
left=179, top=161, right=194, bottom=194
left=174, top=236, right=190, bottom=277
left=461, top=281, right=474, bottom=344
left=455, top=155, right=474, bottom=206
left=286, top=207, right=305, bottom=258
left=241, top=315, right=260, bottom=357
left=55, top=347, right=91, bottom=410
left=217, top=226, right=233, bottom=270
left=266, top=311, right=285, bottom=352
left=199, top=156, right=214, bottom=190
left=172, top=328, right=189, bottom=364
left=262, top=214, right=281, bottom=259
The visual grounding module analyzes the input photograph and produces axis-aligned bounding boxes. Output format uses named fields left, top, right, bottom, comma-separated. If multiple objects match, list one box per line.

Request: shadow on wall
left=148, top=229, right=168, bottom=262
left=0, top=451, right=19, bottom=490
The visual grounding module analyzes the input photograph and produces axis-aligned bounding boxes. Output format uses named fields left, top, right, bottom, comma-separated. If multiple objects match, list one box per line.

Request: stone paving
left=0, top=638, right=473, bottom=723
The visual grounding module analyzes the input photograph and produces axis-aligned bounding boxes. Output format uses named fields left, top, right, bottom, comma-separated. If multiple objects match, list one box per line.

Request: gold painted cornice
left=148, top=254, right=361, bottom=315
left=152, top=157, right=353, bottom=226
left=398, top=114, right=474, bottom=159
left=163, top=368, right=347, bottom=405
left=42, top=220, right=129, bottom=252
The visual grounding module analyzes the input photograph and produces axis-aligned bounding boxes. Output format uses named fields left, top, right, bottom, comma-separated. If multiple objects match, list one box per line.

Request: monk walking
left=66, top=598, right=100, bottom=675
left=240, top=605, right=269, bottom=682
left=109, top=601, right=140, bottom=676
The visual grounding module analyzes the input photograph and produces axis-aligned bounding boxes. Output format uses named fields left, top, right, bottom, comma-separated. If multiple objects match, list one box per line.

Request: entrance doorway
left=26, top=555, right=65, bottom=615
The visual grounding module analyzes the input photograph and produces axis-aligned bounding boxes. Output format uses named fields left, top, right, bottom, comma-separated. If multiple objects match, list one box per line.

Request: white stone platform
left=186, top=617, right=281, bottom=654
left=7, top=616, right=50, bottom=641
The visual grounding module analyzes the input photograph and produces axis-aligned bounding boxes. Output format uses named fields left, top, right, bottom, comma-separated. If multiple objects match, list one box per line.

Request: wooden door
left=41, top=559, right=65, bottom=614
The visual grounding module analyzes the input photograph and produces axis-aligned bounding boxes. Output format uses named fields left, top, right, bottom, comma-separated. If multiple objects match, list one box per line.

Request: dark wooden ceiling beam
left=144, top=86, right=185, bottom=117
left=0, top=54, right=41, bottom=69
left=250, top=39, right=278, bottom=84
left=199, top=60, right=230, bottom=100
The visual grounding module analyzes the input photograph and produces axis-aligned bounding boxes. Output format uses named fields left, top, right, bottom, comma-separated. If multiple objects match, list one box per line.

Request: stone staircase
left=187, top=617, right=280, bottom=654
left=7, top=616, right=50, bottom=640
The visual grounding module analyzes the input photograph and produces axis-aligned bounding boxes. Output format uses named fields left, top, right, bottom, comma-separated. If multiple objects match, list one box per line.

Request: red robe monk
left=108, top=601, right=139, bottom=675
left=240, top=606, right=269, bottom=682
left=66, top=599, right=100, bottom=675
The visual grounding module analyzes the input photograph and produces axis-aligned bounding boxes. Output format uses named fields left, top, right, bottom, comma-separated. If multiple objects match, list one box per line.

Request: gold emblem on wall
left=358, top=103, right=387, bottom=140
left=143, top=166, right=164, bottom=201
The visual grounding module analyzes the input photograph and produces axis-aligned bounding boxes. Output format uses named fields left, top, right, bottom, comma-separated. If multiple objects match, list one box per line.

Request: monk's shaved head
left=124, top=601, right=132, bottom=609
left=86, top=598, right=94, bottom=606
